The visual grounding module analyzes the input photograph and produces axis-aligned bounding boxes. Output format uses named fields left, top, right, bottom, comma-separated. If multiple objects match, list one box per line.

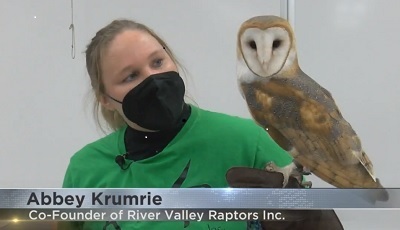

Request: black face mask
left=108, top=71, right=186, bottom=130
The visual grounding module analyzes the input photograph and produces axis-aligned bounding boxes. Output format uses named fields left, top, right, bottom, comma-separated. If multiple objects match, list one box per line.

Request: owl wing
left=241, top=72, right=379, bottom=189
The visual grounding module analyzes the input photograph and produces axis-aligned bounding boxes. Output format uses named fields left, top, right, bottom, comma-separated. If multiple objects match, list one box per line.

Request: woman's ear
left=99, top=94, right=114, bottom=111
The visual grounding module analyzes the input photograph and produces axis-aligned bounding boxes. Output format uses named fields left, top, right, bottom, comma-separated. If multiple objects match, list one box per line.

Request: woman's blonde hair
left=85, top=19, right=189, bottom=132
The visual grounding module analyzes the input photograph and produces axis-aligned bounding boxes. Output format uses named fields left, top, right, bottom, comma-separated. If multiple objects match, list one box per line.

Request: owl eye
left=247, top=40, right=257, bottom=50
left=272, top=39, right=282, bottom=49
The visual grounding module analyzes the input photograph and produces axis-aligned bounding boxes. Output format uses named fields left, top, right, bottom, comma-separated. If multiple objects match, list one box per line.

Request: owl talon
left=265, top=162, right=312, bottom=188
left=301, top=181, right=312, bottom=188
left=294, top=161, right=312, bottom=175
left=291, top=172, right=303, bottom=184
left=265, top=162, right=279, bottom=172
left=265, top=162, right=295, bottom=187
left=301, top=167, right=312, bottom=175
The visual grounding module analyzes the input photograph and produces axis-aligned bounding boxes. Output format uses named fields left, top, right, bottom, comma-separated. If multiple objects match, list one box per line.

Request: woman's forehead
left=101, top=30, right=164, bottom=77
left=108, top=30, right=161, bottom=55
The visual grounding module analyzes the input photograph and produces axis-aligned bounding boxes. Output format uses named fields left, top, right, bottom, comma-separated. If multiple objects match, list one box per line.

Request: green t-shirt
left=62, top=105, right=293, bottom=229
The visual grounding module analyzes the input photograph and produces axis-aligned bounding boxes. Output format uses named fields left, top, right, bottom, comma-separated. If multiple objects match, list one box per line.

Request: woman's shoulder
left=62, top=127, right=127, bottom=188
left=193, top=105, right=263, bottom=133
left=69, top=126, right=126, bottom=163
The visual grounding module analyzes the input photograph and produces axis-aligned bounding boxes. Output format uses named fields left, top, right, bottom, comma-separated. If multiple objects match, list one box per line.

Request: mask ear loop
left=106, top=94, right=122, bottom=104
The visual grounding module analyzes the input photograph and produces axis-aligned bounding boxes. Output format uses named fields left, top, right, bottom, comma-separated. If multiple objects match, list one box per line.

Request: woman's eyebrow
left=117, top=48, right=165, bottom=77
left=147, top=49, right=164, bottom=59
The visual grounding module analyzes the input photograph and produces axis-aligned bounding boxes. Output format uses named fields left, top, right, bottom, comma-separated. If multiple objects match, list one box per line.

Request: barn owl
left=236, top=15, right=388, bottom=201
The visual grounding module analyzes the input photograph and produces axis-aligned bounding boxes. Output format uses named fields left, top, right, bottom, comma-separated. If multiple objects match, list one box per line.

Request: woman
left=60, top=19, right=297, bottom=230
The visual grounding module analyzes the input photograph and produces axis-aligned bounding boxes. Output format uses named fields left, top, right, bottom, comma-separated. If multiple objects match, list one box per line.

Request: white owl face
left=238, top=27, right=292, bottom=78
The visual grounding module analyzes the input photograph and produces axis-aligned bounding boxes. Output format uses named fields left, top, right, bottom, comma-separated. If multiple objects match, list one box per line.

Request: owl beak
left=261, top=60, right=268, bottom=67
left=258, top=49, right=272, bottom=73
left=261, top=59, right=270, bottom=73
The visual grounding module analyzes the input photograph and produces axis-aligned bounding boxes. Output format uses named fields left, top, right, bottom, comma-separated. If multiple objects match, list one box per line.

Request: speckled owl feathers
left=236, top=15, right=388, bottom=201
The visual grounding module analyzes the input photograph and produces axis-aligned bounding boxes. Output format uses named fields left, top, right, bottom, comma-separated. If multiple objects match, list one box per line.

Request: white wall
left=0, top=0, right=399, bottom=229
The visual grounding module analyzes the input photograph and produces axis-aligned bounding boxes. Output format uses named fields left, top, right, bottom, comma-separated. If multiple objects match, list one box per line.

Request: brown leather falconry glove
left=226, top=167, right=344, bottom=230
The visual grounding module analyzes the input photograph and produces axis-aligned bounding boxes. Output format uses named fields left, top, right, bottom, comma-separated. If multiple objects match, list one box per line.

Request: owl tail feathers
left=361, top=179, right=389, bottom=204
left=375, top=179, right=389, bottom=201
